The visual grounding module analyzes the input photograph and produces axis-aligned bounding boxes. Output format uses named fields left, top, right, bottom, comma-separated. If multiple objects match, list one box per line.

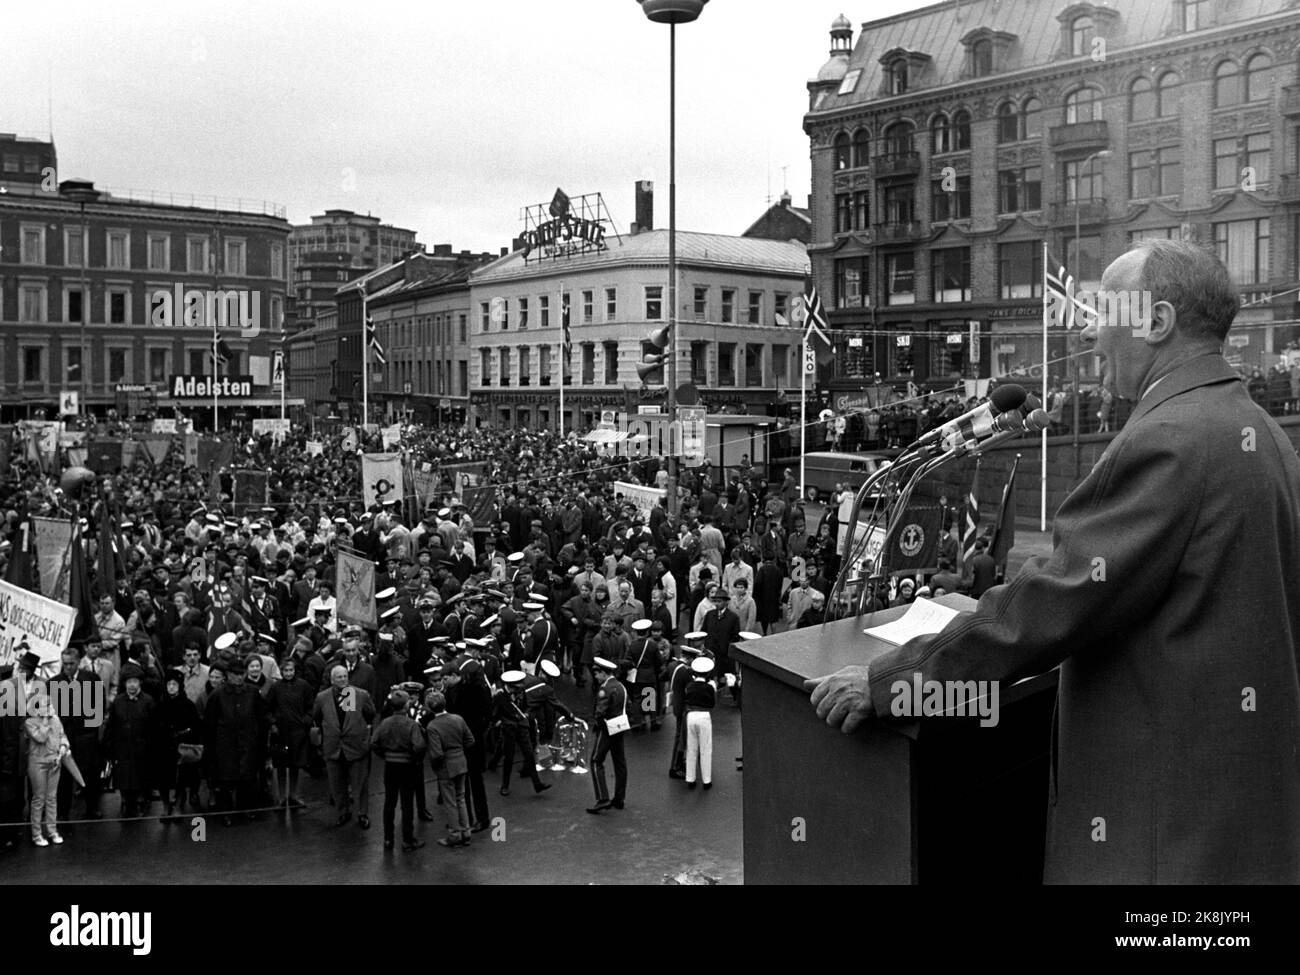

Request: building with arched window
left=805, top=1, right=1300, bottom=396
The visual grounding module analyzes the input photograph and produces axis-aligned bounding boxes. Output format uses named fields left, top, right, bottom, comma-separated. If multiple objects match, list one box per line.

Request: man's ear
left=1143, top=299, right=1177, bottom=345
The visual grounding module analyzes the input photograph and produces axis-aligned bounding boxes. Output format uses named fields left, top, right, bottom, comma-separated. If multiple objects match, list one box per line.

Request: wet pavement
left=2, top=682, right=745, bottom=886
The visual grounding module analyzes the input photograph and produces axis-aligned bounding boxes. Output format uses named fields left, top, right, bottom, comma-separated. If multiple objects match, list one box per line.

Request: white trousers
left=685, top=711, right=713, bottom=785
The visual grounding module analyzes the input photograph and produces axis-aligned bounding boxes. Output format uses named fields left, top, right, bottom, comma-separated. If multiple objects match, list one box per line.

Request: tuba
left=549, top=717, right=590, bottom=774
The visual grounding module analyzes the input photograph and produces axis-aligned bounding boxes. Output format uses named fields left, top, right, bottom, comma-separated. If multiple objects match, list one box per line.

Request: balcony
left=1283, top=86, right=1300, bottom=118
left=1050, top=199, right=1108, bottom=226
left=1048, top=120, right=1109, bottom=152
left=872, top=151, right=921, bottom=177
left=1279, top=174, right=1300, bottom=202
left=875, top=221, right=927, bottom=241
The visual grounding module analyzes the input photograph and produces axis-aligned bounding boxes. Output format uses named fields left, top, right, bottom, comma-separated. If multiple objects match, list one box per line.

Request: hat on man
left=388, top=687, right=410, bottom=709
left=437, top=507, right=451, bottom=519
left=375, top=587, right=397, bottom=601
left=120, top=662, right=145, bottom=682
left=379, top=606, right=400, bottom=623
left=224, top=656, right=247, bottom=675
left=256, top=633, right=278, bottom=647
left=341, top=625, right=363, bottom=640
left=190, top=507, right=207, bottom=520
left=214, top=632, right=238, bottom=652
left=691, top=656, right=715, bottom=675
left=521, top=602, right=543, bottom=613
left=291, top=616, right=312, bottom=628
left=738, top=631, right=762, bottom=641
left=481, top=614, right=500, bottom=628
left=684, top=631, right=707, bottom=641
left=592, top=656, right=617, bottom=674
left=631, top=619, right=652, bottom=633
left=507, top=552, right=525, bottom=564
left=539, top=659, right=561, bottom=679
left=501, top=670, right=525, bottom=686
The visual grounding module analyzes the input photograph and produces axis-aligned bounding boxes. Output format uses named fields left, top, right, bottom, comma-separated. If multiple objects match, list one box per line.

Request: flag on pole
left=4, top=516, right=36, bottom=591
left=962, top=457, right=982, bottom=561
left=31, top=516, right=75, bottom=603
left=561, top=292, right=572, bottom=352
left=68, top=525, right=100, bottom=647
left=335, top=549, right=377, bottom=628
left=889, top=503, right=943, bottom=573
left=1045, top=248, right=1095, bottom=331
left=95, top=501, right=124, bottom=599
left=361, top=452, right=404, bottom=509
left=211, top=338, right=232, bottom=368
left=989, top=455, right=1021, bottom=571
left=366, top=316, right=386, bottom=365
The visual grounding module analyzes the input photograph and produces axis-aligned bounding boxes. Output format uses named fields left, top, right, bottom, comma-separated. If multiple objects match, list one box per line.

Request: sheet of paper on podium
left=864, top=598, right=964, bottom=647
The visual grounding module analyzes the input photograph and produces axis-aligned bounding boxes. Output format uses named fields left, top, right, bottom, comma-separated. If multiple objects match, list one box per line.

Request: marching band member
left=586, top=657, right=628, bottom=815
left=682, top=656, right=717, bottom=790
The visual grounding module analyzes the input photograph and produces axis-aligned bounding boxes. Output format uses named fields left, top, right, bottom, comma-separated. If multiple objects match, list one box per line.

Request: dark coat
left=106, top=691, right=156, bottom=791
left=866, top=355, right=1300, bottom=883
left=754, top=562, right=785, bottom=625
left=155, top=692, right=201, bottom=790
left=204, top=683, right=268, bottom=784
left=268, top=676, right=315, bottom=769
left=447, top=678, right=493, bottom=739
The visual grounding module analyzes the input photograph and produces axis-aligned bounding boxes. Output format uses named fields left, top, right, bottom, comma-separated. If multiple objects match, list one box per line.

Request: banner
left=233, top=469, right=269, bottom=515
left=58, top=430, right=86, bottom=447
left=21, top=421, right=61, bottom=471
left=889, top=504, right=944, bottom=574
left=837, top=519, right=887, bottom=579
left=197, top=440, right=234, bottom=472
left=0, top=427, right=10, bottom=475
left=84, top=441, right=124, bottom=474
left=0, top=578, right=78, bottom=666
left=30, top=516, right=75, bottom=603
left=335, top=550, right=376, bottom=628
left=411, top=468, right=439, bottom=510
left=614, top=480, right=667, bottom=517
left=361, top=453, right=404, bottom=509
left=341, top=428, right=357, bottom=452
left=121, top=441, right=140, bottom=470
left=381, top=423, right=402, bottom=449
left=252, top=418, right=291, bottom=442
left=65, top=447, right=87, bottom=469
left=141, top=438, right=173, bottom=466
left=184, top=433, right=199, bottom=468
left=151, top=418, right=177, bottom=434
left=306, top=440, right=324, bottom=457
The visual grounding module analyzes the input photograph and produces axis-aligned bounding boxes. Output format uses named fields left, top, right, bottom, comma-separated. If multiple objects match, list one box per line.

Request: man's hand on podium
left=804, top=667, right=873, bottom=734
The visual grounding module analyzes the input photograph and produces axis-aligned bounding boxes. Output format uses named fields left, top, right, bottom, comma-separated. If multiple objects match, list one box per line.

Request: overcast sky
left=2, top=0, right=931, bottom=252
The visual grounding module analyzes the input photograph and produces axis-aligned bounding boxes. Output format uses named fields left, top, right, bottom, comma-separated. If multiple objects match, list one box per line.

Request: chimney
left=500, top=247, right=508, bottom=257
left=434, top=243, right=452, bottom=257
left=636, top=180, right=654, bottom=231
left=630, top=222, right=640, bottom=236
left=511, top=236, right=525, bottom=252
left=780, top=190, right=793, bottom=208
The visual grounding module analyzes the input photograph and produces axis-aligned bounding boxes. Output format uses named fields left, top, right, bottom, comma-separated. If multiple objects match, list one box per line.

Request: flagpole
left=1040, top=241, right=1049, bottom=532
left=558, top=286, right=565, bottom=439
left=799, top=335, right=807, bottom=500
left=361, top=285, right=369, bottom=433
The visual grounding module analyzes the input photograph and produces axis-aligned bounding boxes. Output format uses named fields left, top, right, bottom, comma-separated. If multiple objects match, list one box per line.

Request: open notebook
left=864, top=598, right=964, bottom=648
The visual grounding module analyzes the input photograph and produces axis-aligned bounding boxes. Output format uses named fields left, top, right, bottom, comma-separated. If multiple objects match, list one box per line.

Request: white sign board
left=252, top=418, right=291, bottom=441
left=152, top=418, right=177, bottom=434
left=272, top=350, right=285, bottom=389
left=59, top=390, right=79, bottom=416
left=836, top=520, right=888, bottom=578
left=614, top=480, right=667, bottom=517
left=0, top=578, right=78, bottom=666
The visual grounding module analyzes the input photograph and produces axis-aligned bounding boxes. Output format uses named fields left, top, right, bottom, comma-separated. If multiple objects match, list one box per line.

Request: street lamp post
left=639, top=0, right=708, bottom=517
left=1072, top=148, right=1111, bottom=459
left=60, top=181, right=102, bottom=416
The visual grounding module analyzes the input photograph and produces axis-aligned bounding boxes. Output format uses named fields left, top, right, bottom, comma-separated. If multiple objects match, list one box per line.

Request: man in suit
left=809, top=239, right=1300, bottom=883
left=330, top=630, right=377, bottom=700
left=628, top=553, right=654, bottom=608
left=703, top=588, right=741, bottom=703
left=586, top=656, right=628, bottom=814
left=312, top=664, right=377, bottom=829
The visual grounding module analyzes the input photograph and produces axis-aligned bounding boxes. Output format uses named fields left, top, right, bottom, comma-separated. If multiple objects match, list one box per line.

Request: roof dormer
left=1057, top=3, right=1121, bottom=59
left=959, top=27, right=1018, bottom=79
left=878, top=48, right=932, bottom=96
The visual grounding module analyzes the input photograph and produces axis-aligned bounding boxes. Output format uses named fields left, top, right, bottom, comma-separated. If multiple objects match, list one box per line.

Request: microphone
left=918, top=384, right=1027, bottom=451
left=948, top=408, right=1052, bottom=458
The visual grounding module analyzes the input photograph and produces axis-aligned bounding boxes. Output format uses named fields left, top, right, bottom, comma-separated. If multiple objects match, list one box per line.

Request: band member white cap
left=540, top=659, right=561, bottom=678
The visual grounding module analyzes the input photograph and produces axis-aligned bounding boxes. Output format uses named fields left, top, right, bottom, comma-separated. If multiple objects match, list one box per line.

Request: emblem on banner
left=899, top=523, right=925, bottom=558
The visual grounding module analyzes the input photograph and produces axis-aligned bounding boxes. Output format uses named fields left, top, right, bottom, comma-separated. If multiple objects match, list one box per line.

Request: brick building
left=803, top=1, right=1300, bottom=399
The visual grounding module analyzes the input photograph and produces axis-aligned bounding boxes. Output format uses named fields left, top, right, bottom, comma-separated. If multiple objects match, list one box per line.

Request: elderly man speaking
left=807, top=239, right=1300, bottom=884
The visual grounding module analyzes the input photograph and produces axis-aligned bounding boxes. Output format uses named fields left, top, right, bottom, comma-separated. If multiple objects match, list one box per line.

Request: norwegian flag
left=366, top=315, right=387, bottom=365
left=211, top=337, right=232, bottom=368
left=561, top=292, right=572, bottom=352
left=1045, top=247, right=1095, bottom=330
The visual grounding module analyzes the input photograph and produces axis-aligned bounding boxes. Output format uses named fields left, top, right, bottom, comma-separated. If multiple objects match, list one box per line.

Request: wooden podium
left=731, top=594, right=1057, bottom=885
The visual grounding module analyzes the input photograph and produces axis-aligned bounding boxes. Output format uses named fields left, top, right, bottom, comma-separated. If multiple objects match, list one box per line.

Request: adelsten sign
left=168, top=375, right=254, bottom=398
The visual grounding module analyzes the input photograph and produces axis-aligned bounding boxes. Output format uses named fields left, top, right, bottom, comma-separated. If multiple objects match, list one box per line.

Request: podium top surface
left=731, top=593, right=980, bottom=692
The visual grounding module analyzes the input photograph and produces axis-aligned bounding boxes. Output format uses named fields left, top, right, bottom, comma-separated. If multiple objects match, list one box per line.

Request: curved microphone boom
left=914, top=384, right=1028, bottom=453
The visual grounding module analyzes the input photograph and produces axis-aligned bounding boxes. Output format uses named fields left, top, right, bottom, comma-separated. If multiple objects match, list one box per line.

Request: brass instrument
left=549, top=717, right=590, bottom=774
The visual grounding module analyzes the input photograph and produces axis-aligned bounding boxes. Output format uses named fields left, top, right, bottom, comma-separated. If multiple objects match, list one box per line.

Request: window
left=480, top=301, right=490, bottom=332
left=2, top=154, right=16, bottom=172
left=931, top=176, right=970, bottom=220
left=21, top=284, right=45, bottom=322
left=1022, top=98, right=1042, bottom=139
left=21, top=225, right=44, bottom=264
left=1245, top=132, right=1271, bottom=183
left=882, top=121, right=914, bottom=155
left=499, top=347, right=511, bottom=386
left=1065, top=86, right=1099, bottom=124
left=952, top=110, right=971, bottom=150
left=1156, top=71, right=1181, bottom=116
left=459, top=314, right=467, bottom=342
left=999, top=242, right=1043, bottom=299
left=1213, top=138, right=1238, bottom=188
left=1130, top=147, right=1183, bottom=197
left=645, top=286, right=663, bottom=320
left=539, top=345, right=552, bottom=386
left=838, top=68, right=862, bottom=95
left=581, top=290, right=593, bottom=323
left=1183, top=0, right=1208, bottom=31
left=998, top=167, right=1042, bottom=212
left=501, top=300, right=510, bottom=330
left=108, top=290, right=127, bottom=325
left=1070, top=16, right=1095, bottom=56
left=65, top=228, right=86, bottom=268
left=883, top=183, right=916, bottom=224
left=539, top=294, right=550, bottom=328
left=744, top=344, right=763, bottom=386
left=972, top=39, right=993, bottom=76
left=108, top=349, right=128, bottom=384
left=605, top=287, right=617, bottom=320
left=480, top=349, right=491, bottom=385
left=67, top=289, right=84, bottom=324
left=931, top=248, right=971, bottom=302
left=717, top=343, right=736, bottom=385
left=773, top=344, right=789, bottom=385
left=885, top=252, right=915, bottom=305
left=1214, top=61, right=1240, bottom=108
left=852, top=129, right=870, bottom=168
left=1245, top=54, right=1273, bottom=103
left=1130, top=77, right=1154, bottom=122
left=576, top=343, right=593, bottom=385
left=518, top=346, right=531, bottom=386
left=225, top=239, right=246, bottom=275
left=748, top=291, right=762, bottom=325
left=835, top=193, right=852, bottom=233
left=270, top=295, right=283, bottom=330
left=835, top=256, right=871, bottom=309
left=517, top=297, right=529, bottom=329
left=271, top=242, right=284, bottom=279
left=23, top=348, right=42, bottom=383
left=894, top=335, right=914, bottom=377
left=188, top=237, right=209, bottom=273
left=1063, top=159, right=1102, bottom=202
left=887, top=60, right=908, bottom=95
left=693, top=286, right=708, bottom=318
left=932, top=114, right=952, bottom=154
left=997, top=102, right=1018, bottom=143
left=189, top=349, right=207, bottom=375
left=691, top=342, right=709, bottom=385
left=1214, top=218, right=1269, bottom=283
left=775, top=293, right=789, bottom=323
left=66, top=347, right=82, bottom=384
left=603, top=341, right=619, bottom=384
left=1066, top=235, right=1104, bottom=288
left=834, top=132, right=851, bottom=171
left=721, top=289, right=735, bottom=323
left=148, top=349, right=167, bottom=383
left=1129, top=227, right=1178, bottom=245
left=147, top=233, right=169, bottom=271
